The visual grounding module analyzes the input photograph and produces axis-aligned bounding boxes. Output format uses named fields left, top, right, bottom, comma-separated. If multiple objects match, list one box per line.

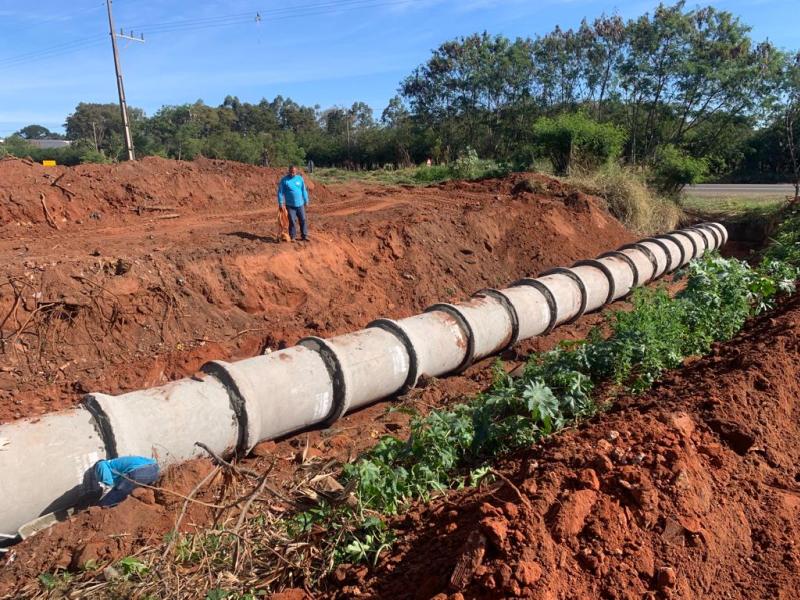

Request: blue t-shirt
left=277, top=174, right=309, bottom=207
left=94, top=456, right=158, bottom=488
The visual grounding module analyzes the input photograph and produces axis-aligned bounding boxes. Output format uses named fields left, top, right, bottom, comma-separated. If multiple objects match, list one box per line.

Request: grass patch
left=681, top=194, right=787, bottom=219
left=566, top=165, right=682, bottom=234
left=313, top=160, right=508, bottom=187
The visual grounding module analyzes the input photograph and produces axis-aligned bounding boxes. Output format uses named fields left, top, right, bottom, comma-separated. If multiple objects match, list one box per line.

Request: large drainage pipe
left=0, top=223, right=727, bottom=536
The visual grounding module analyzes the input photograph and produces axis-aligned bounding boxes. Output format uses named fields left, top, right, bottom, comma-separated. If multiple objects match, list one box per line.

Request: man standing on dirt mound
left=277, top=165, right=310, bottom=242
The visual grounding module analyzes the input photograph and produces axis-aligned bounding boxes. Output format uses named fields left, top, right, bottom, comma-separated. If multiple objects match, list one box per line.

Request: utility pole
left=105, top=0, right=143, bottom=161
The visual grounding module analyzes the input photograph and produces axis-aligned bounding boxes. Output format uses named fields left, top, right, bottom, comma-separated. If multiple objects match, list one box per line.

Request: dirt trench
left=323, top=293, right=800, bottom=600
left=0, top=157, right=630, bottom=422
left=0, top=157, right=643, bottom=596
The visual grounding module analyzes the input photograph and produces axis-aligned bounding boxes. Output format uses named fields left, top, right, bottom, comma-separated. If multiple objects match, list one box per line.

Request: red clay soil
left=0, top=157, right=631, bottom=422
left=322, top=293, right=800, bottom=600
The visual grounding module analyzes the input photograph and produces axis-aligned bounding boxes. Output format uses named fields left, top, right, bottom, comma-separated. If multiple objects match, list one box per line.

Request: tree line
left=2, top=1, right=799, bottom=191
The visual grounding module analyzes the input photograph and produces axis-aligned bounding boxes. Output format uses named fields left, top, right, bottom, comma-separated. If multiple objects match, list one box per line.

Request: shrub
left=650, top=144, right=708, bottom=197
left=567, top=165, right=682, bottom=234
left=532, top=112, right=626, bottom=175
left=450, top=146, right=481, bottom=179
left=0, top=135, right=34, bottom=158
left=412, top=164, right=451, bottom=183
left=78, top=148, right=110, bottom=164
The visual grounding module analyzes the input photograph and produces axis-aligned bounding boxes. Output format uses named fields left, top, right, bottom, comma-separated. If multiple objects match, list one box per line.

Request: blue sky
left=0, top=0, right=795, bottom=136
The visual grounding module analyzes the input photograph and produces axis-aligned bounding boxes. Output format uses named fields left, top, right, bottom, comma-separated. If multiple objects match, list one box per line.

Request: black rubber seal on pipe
left=640, top=237, right=673, bottom=275
left=200, top=361, right=249, bottom=453
left=539, top=268, right=587, bottom=323
left=656, top=233, right=685, bottom=270
left=696, top=223, right=721, bottom=248
left=690, top=225, right=717, bottom=250
left=668, top=230, right=699, bottom=262
left=82, top=395, right=118, bottom=459
left=367, top=319, right=418, bottom=393
left=618, top=243, right=659, bottom=283
left=511, top=278, right=558, bottom=334
left=298, top=336, right=349, bottom=426
left=572, top=259, right=617, bottom=304
left=473, top=288, right=520, bottom=348
left=705, top=222, right=727, bottom=246
left=424, top=303, right=475, bottom=373
left=599, top=251, right=640, bottom=288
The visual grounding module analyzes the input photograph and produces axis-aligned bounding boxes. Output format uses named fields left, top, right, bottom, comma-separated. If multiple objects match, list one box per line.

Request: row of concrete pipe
left=0, top=223, right=728, bottom=536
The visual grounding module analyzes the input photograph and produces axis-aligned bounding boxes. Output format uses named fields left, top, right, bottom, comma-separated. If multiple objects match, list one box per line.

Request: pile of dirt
left=0, top=156, right=330, bottom=234
left=0, top=159, right=632, bottom=421
left=324, top=293, right=800, bottom=599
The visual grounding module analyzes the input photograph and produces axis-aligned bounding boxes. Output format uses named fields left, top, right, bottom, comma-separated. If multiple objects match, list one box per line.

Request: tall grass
left=566, top=165, right=682, bottom=234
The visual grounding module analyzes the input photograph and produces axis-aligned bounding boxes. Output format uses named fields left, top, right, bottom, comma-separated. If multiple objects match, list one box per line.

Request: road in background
left=688, top=184, right=795, bottom=197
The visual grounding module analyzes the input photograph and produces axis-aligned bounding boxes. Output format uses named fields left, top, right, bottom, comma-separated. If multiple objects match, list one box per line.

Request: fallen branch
left=133, top=205, right=180, bottom=215
left=486, top=468, right=532, bottom=511
left=50, top=175, right=75, bottom=198
left=160, top=465, right=222, bottom=561
left=39, top=193, right=59, bottom=230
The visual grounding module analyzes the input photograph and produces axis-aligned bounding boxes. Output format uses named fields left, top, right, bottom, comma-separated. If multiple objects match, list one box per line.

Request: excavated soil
left=0, top=156, right=635, bottom=596
left=323, top=293, right=800, bottom=600
left=0, top=157, right=630, bottom=422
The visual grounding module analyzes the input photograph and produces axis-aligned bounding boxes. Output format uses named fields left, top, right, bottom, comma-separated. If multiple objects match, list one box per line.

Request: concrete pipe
left=516, top=274, right=582, bottom=328
left=617, top=243, right=659, bottom=284
left=638, top=238, right=673, bottom=278
left=0, top=409, right=107, bottom=536
left=693, top=223, right=721, bottom=249
left=202, top=345, right=335, bottom=452
left=497, top=285, right=555, bottom=340
left=706, top=221, right=728, bottom=246
left=592, top=254, right=638, bottom=301
left=84, top=373, right=238, bottom=464
left=425, top=294, right=515, bottom=368
left=0, top=223, right=729, bottom=537
left=299, top=327, right=411, bottom=413
left=690, top=225, right=716, bottom=252
left=369, top=310, right=470, bottom=382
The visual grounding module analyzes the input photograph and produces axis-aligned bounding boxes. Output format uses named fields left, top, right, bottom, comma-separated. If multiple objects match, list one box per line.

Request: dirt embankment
left=0, top=157, right=631, bottom=422
left=324, top=294, right=800, bottom=600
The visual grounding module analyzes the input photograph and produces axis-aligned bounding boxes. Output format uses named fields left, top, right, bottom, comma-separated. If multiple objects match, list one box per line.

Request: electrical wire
left=128, top=0, right=425, bottom=34
left=0, top=0, right=424, bottom=73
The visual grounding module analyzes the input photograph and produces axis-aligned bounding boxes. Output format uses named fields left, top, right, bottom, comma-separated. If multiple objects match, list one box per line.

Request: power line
left=0, top=0, right=424, bottom=73
left=128, top=0, right=424, bottom=34
left=0, top=36, right=107, bottom=68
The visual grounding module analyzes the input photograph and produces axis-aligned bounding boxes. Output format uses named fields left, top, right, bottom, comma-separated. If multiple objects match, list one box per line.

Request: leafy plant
left=532, top=112, right=626, bottom=175
left=650, top=143, right=708, bottom=197
left=118, top=556, right=149, bottom=578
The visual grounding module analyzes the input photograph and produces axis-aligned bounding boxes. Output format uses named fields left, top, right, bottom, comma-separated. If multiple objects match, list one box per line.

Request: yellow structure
left=42, top=160, right=56, bottom=167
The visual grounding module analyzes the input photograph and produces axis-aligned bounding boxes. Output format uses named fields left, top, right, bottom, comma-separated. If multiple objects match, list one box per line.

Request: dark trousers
left=287, top=205, right=308, bottom=240
left=100, top=464, right=160, bottom=507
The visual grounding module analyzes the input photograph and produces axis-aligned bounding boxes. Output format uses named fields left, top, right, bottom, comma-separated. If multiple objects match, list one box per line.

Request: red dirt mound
left=0, top=156, right=329, bottom=235
left=325, top=293, right=800, bottom=599
left=0, top=160, right=632, bottom=422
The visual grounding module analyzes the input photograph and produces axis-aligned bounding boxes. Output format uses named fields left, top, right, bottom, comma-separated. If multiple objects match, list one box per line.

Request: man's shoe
left=301, top=236, right=310, bottom=242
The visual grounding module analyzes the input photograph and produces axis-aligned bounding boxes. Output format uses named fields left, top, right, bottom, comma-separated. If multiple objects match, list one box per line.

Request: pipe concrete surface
left=84, top=374, right=238, bottom=464
left=203, top=345, right=335, bottom=452
left=0, top=222, right=726, bottom=536
left=371, top=311, right=470, bottom=381
left=0, top=409, right=107, bottom=536
left=300, top=327, right=411, bottom=413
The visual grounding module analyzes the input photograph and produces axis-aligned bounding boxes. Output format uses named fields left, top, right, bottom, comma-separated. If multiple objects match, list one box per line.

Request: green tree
left=16, top=124, right=53, bottom=140
left=532, top=112, right=626, bottom=174
left=650, top=143, right=708, bottom=196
